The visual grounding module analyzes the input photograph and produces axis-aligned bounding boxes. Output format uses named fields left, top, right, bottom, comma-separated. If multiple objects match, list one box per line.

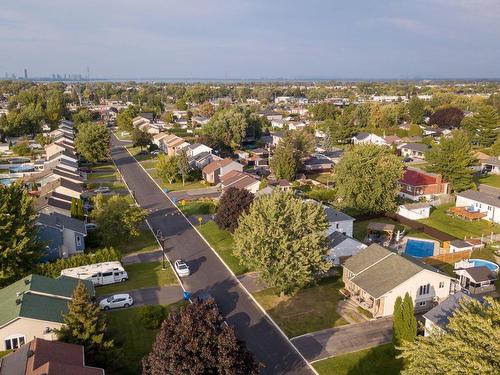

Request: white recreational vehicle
left=61, top=261, right=128, bottom=286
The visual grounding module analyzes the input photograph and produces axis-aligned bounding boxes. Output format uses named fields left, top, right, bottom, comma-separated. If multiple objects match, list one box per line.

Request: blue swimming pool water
left=469, top=259, right=499, bottom=272
left=404, top=239, right=435, bottom=258
left=0, top=178, right=13, bottom=186
left=9, top=165, right=34, bottom=173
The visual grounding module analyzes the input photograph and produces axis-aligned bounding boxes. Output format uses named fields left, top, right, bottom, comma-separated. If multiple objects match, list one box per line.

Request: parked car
left=150, top=150, right=161, bottom=155
left=85, top=223, right=97, bottom=230
left=99, top=294, right=134, bottom=310
left=174, top=259, right=190, bottom=277
left=403, top=157, right=413, bottom=163
left=94, top=186, right=111, bottom=194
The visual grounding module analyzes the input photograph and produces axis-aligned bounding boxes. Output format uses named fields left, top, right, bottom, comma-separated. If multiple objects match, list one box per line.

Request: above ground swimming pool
left=404, top=238, right=436, bottom=258
left=468, top=259, right=499, bottom=272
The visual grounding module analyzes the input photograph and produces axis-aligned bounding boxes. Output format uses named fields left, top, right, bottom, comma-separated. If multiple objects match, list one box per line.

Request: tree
left=393, top=293, right=417, bottom=348
left=131, top=128, right=152, bottom=151
left=12, top=140, right=31, bottom=156
left=91, top=194, right=148, bottom=246
left=310, top=103, right=339, bottom=121
left=156, top=154, right=179, bottom=184
left=176, top=149, right=190, bottom=186
left=56, top=281, right=115, bottom=367
left=161, top=111, right=174, bottom=124
left=425, top=130, right=476, bottom=192
left=116, top=105, right=139, bottom=131
left=428, top=107, right=464, bottom=128
left=75, top=122, right=110, bottom=163
left=408, top=97, right=425, bottom=124
left=70, top=198, right=84, bottom=220
left=334, top=144, right=404, bottom=214
left=398, top=297, right=500, bottom=375
left=198, top=102, right=215, bottom=118
left=142, top=299, right=261, bottom=375
left=491, top=135, right=500, bottom=156
left=215, top=187, right=254, bottom=232
left=175, top=98, right=188, bottom=110
left=270, top=141, right=297, bottom=181
left=72, top=108, right=95, bottom=125
left=408, top=123, right=423, bottom=137
left=0, top=183, right=41, bottom=281
left=462, top=105, right=499, bottom=147
left=234, top=192, right=330, bottom=295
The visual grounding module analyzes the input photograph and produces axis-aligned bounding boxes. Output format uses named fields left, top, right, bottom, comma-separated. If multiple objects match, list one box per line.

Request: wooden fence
left=386, top=213, right=458, bottom=242
left=424, top=250, right=472, bottom=266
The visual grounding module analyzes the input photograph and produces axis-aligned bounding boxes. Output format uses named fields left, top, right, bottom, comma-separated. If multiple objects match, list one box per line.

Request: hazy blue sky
left=1, top=0, right=499, bottom=79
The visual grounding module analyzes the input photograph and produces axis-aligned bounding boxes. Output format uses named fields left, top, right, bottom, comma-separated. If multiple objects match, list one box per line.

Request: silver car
left=99, top=294, right=134, bottom=310
left=174, top=259, right=190, bottom=277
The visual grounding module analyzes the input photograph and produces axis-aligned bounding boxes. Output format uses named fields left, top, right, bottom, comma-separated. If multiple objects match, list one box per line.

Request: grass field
left=106, top=301, right=186, bottom=375
left=252, top=276, right=348, bottom=338
left=87, top=171, right=118, bottom=181
left=308, top=173, right=335, bottom=186
left=313, top=344, right=403, bottom=375
left=477, top=174, right=500, bottom=188
left=140, top=160, right=158, bottom=169
left=161, top=179, right=207, bottom=192
left=197, top=221, right=250, bottom=275
left=119, top=228, right=159, bottom=255
left=179, top=200, right=217, bottom=216
left=420, top=203, right=500, bottom=238
left=96, top=261, right=177, bottom=295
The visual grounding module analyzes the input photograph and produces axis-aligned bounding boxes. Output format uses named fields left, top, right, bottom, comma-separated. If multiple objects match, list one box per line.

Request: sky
left=1, top=0, right=499, bottom=79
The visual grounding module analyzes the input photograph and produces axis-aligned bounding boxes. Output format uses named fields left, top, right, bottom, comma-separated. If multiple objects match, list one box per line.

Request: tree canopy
left=156, top=154, right=180, bottom=184
left=75, top=122, right=110, bottom=163
left=393, top=293, right=417, bottom=348
left=428, top=107, right=464, bottom=128
left=131, top=128, right=152, bottom=151
left=234, top=192, right=330, bottom=295
left=461, top=105, right=499, bottom=147
left=215, top=187, right=254, bottom=232
left=270, top=141, right=297, bottom=181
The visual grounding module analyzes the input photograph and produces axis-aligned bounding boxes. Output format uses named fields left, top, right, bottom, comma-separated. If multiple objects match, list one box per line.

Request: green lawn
left=471, top=245, right=498, bottom=262
left=478, top=174, right=500, bottom=188
left=308, top=173, right=335, bottom=186
left=113, top=131, right=132, bottom=141
left=420, top=203, right=500, bottom=238
left=313, top=344, right=403, bottom=375
left=252, top=276, right=348, bottom=338
left=119, top=228, right=159, bottom=255
left=140, top=160, right=158, bottom=169
left=179, top=200, right=217, bottom=216
left=0, top=350, right=12, bottom=358
left=91, top=163, right=117, bottom=171
left=87, top=171, right=118, bottom=180
left=161, top=179, right=207, bottom=192
left=106, top=301, right=186, bottom=375
left=126, top=145, right=156, bottom=161
left=96, top=261, right=177, bottom=295
left=197, top=221, right=250, bottom=275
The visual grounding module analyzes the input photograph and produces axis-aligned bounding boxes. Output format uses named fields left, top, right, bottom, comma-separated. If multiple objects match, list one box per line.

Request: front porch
left=340, top=284, right=384, bottom=317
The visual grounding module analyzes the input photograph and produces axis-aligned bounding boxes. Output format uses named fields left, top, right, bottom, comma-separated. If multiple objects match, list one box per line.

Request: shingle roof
left=462, top=266, right=497, bottom=283
left=202, top=158, right=235, bottom=174
left=324, top=206, right=355, bottom=223
left=401, top=168, right=441, bottom=186
left=343, top=244, right=392, bottom=274
left=402, top=143, right=429, bottom=152
left=484, top=156, right=500, bottom=167
left=458, top=189, right=500, bottom=207
left=327, top=231, right=349, bottom=247
left=450, top=240, right=472, bottom=248
left=423, top=291, right=474, bottom=329
left=59, top=178, right=83, bottom=193
left=38, top=212, right=86, bottom=234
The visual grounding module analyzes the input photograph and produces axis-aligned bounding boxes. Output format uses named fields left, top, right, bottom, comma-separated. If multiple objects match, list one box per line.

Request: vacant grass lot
left=96, top=261, right=177, bottom=295
left=106, top=301, right=186, bottom=375
left=179, top=200, right=217, bottom=216
left=477, top=174, right=500, bottom=188
left=252, top=276, right=348, bottom=338
left=313, top=344, right=403, bottom=375
left=420, top=204, right=500, bottom=238
left=197, top=221, right=250, bottom=275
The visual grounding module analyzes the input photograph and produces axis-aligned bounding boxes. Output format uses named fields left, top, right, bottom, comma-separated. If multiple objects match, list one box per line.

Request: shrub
left=138, top=305, right=166, bottom=329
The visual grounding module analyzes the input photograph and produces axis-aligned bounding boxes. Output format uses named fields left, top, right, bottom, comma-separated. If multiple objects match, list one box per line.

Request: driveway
left=291, top=318, right=393, bottom=362
left=110, top=134, right=313, bottom=375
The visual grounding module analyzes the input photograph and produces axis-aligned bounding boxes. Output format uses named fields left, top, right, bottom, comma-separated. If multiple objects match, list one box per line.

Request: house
left=220, top=170, right=260, bottom=194
left=327, top=231, right=367, bottom=266
left=481, top=156, right=500, bottom=175
left=351, top=132, right=387, bottom=146
left=259, top=110, right=283, bottom=122
left=448, top=240, right=475, bottom=253
left=0, top=275, right=94, bottom=351
left=383, top=135, right=403, bottom=146
left=473, top=151, right=491, bottom=172
left=398, top=202, right=432, bottom=220
left=400, top=168, right=449, bottom=201
left=454, top=259, right=498, bottom=294
left=455, top=189, right=500, bottom=224
left=165, top=136, right=189, bottom=156
left=37, top=212, right=86, bottom=261
left=190, top=152, right=219, bottom=170
left=0, top=338, right=105, bottom=374
left=202, top=159, right=243, bottom=184
left=191, top=116, right=210, bottom=126
left=423, top=291, right=477, bottom=336
left=400, top=143, right=429, bottom=160
left=303, top=155, right=334, bottom=172
left=54, top=178, right=82, bottom=199
left=271, top=131, right=287, bottom=147
left=152, top=132, right=172, bottom=151
left=323, top=206, right=355, bottom=237
left=275, top=179, right=292, bottom=192
left=185, top=143, right=212, bottom=159
left=342, top=244, right=452, bottom=317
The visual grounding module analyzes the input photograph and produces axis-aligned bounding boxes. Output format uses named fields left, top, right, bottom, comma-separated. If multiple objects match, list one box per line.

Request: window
left=418, top=284, right=430, bottom=295
left=102, top=272, right=113, bottom=277
left=418, top=301, right=426, bottom=307
left=4, top=335, right=25, bottom=350
left=439, top=281, right=445, bottom=288
left=336, top=223, right=340, bottom=229
left=76, top=235, right=82, bottom=247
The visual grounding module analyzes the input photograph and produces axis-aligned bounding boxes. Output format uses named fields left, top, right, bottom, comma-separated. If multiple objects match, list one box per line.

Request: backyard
left=96, top=261, right=177, bottom=295
left=312, top=344, right=403, bottom=375
left=252, top=276, right=348, bottom=338
left=477, top=173, right=500, bottom=188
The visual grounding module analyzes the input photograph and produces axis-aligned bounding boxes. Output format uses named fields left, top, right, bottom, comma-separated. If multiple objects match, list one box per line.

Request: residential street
left=110, top=134, right=314, bottom=375
left=291, top=318, right=393, bottom=362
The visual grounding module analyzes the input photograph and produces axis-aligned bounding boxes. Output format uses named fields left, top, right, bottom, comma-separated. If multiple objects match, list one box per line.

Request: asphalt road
left=110, top=135, right=313, bottom=375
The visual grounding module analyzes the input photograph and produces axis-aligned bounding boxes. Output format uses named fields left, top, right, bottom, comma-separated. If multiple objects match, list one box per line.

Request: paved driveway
left=291, top=318, right=393, bottom=362
left=110, top=135, right=313, bottom=375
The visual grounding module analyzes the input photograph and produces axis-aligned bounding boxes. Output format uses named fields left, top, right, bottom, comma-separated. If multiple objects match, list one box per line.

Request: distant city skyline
left=1, top=0, right=499, bottom=79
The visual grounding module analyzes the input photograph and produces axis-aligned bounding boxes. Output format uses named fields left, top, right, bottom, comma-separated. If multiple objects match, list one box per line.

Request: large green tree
left=75, top=122, right=110, bottom=163
left=408, top=97, right=425, bottom=124
left=462, top=105, right=499, bottom=147
left=131, top=128, right=152, bottom=151
left=425, top=130, right=476, bottom=192
left=177, top=148, right=190, bottom=186
left=156, top=154, right=180, bottom=184
left=0, top=183, right=41, bottom=281
left=334, top=144, right=404, bottom=214
left=393, top=293, right=417, bottom=348
left=270, top=141, right=297, bottom=181
left=399, top=297, right=500, bottom=375
left=234, top=192, right=330, bottom=295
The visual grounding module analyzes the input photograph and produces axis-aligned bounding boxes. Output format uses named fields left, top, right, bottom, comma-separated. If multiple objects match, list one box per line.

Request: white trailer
left=61, top=261, right=128, bottom=286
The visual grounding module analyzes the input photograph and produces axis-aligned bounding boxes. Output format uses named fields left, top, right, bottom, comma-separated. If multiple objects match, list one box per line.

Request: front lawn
left=106, top=301, right=186, bottom=375
left=420, top=203, right=500, bottom=238
left=96, top=261, right=177, bottom=295
left=308, top=173, right=335, bottom=186
left=161, top=179, right=207, bottom=192
left=252, top=276, right=348, bottom=338
left=312, top=344, right=403, bottom=375
left=140, top=160, right=158, bottom=169
left=87, top=171, right=118, bottom=181
left=119, top=228, right=159, bottom=255
left=179, top=200, right=217, bottom=216
left=197, top=221, right=250, bottom=275
left=477, top=174, right=500, bottom=188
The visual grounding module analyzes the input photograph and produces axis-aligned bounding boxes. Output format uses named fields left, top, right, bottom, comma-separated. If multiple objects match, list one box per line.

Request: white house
left=327, top=232, right=367, bottom=266
left=400, top=143, right=429, bottom=160
left=455, top=189, right=500, bottom=224
left=398, top=202, right=432, bottom=220
left=482, top=156, right=500, bottom=175
left=323, top=206, right=355, bottom=237
left=351, top=132, right=387, bottom=146
left=185, top=143, right=212, bottom=158
left=343, top=244, right=452, bottom=317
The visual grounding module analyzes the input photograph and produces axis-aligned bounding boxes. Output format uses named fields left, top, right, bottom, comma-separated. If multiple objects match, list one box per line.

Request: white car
left=174, top=259, right=190, bottom=277
left=85, top=223, right=97, bottom=230
left=94, top=186, right=111, bottom=194
left=99, top=294, right=134, bottom=310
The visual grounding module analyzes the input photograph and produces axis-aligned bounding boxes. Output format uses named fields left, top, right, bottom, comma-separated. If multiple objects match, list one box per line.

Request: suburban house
left=323, top=206, right=355, bottom=237
left=400, top=168, right=449, bottom=201
left=482, top=156, right=500, bottom=175
left=220, top=170, right=260, bottom=194
left=327, top=231, right=367, bottom=266
left=0, top=338, right=105, bottom=374
left=400, top=143, right=429, bottom=159
left=259, top=110, right=283, bottom=122
left=397, top=202, right=432, bottom=220
left=191, top=116, right=210, bottom=126
left=185, top=143, right=212, bottom=159
left=190, top=152, right=219, bottom=170
left=270, top=131, right=286, bottom=147
left=202, top=159, right=243, bottom=184
left=36, top=212, right=87, bottom=261
left=351, top=132, right=387, bottom=146
left=455, top=189, right=500, bottom=224
left=165, top=136, right=189, bottom=156
left=152, top=132, right=172, bottom=151
left=0, top=275, right=94, bottom=351
left=303, top=155, right=334, bottom=172
left=454, top=259, right=498, bottom=294
left=342, top=244, right=452, bottom=317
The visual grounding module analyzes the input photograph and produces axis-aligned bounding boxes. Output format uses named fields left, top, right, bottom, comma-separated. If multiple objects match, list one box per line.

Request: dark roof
left=50, top=192, right=73, bottom=202
left=47, top=197, right=71, bottom=211
left=53, top=168, right=83, bottom=182
left=60, top=158, right=78, bottom=168
left=423, top=291, right=474, bottom=329
left=138, top=112, right=154, bottom=121
left=304, top=156, right=333, bottom=166
left=327, top=231, right=349, bottom=247
left=271, top=131, right=287, bottom=138
left=450, top=240, right=472, bottom=248
left=463, top=266, right=497, bottom=282
left=187, top=143, right=202, bottom=150
left=59, top=178, right=83, bottom=193
left=354, top=132, right=370, bottom=140
left=458, top=189, right=499, bottom=207
left=402, top=143, right=429, bottom=152
left=38, top=212, right=86, bottom=234
left=324, top=206, right=355, bottom=222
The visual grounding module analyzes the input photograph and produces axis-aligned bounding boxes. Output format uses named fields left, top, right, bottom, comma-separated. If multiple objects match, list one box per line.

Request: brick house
left=400, top=167, right=449, bottom=201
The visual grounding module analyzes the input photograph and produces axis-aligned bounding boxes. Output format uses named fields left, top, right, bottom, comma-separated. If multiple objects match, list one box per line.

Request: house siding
left=0, top=318, right=63, bottom=350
